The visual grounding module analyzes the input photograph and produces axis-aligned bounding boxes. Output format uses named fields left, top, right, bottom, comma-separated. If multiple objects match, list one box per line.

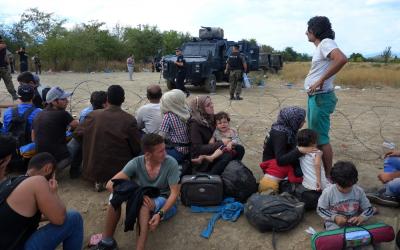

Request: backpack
left=244, top=192, right=305, bottom=233
left=8, top=106, right=36, bottom=147
left=221, top=160, right=258, bottom=203
left=0, top=175, right=29, bottom=205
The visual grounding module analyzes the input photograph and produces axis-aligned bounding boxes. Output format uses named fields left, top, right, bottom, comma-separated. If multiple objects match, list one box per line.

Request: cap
left=175, top=47, right=182, bottom=52
left=46, top=86, right=72, bottom=103
left=17, top=84, right=34, bottom=99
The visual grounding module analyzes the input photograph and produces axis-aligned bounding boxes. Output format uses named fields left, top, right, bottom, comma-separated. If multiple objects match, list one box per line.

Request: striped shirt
left=159, top=112, right=190, bottom=154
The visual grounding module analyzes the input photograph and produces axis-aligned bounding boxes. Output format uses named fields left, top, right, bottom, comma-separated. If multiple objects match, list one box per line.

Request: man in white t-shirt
left=304, top=16, right=347, bottom=177
left=127, top=54, right=134, bottom=81
left=136, top=84, right=163, bottom=135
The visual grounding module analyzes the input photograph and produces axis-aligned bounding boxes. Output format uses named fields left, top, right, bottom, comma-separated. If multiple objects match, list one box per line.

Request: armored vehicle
left=162, top=27, right=259, bottom=93
left=259, top=53, right=283, bottom=73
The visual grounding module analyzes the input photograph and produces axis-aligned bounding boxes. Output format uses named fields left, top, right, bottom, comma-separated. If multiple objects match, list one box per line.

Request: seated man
left=0, top=134, right=16, bottom=181
left=136, top=84, right=163, bottom=134
left=367, top=150, right=400, bottom=207
left=92, top=133, right=180, bottom=250
left=0, top=152, right=83, bottom=249
left=17, top=71, right=49, bottom=109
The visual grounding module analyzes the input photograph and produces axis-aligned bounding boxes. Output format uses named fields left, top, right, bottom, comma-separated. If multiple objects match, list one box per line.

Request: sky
left=1, top=0, right=399, bottom=56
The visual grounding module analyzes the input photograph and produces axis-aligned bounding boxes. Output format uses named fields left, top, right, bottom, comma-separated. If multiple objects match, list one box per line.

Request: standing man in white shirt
left=304, top=16, right=347, bottom=177
left=127, top=54, right=135, bottom=81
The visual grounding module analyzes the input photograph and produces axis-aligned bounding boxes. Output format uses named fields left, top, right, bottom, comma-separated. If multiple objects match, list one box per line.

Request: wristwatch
left=157, top=209, right=164, bottom=219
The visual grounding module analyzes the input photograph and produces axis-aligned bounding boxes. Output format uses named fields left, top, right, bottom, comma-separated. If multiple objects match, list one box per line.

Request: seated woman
left=158, top=89, right=190, bottom=164
left=259, top=106, right=318, bottom=193
left=189, top=95, right=244, bottom=175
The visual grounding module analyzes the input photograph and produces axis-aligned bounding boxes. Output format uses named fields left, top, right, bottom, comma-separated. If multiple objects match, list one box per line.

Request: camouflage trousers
left=0, top=67, right=17, bottom=99
left=229, top=69, right=243, bottom=97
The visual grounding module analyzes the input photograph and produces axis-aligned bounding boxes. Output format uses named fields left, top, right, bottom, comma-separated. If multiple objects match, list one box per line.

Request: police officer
left=225, top=44, right=247, bottom=100
left=174, top=47, right=189, bottom=97
left=0, top=36, right=18, bottom=100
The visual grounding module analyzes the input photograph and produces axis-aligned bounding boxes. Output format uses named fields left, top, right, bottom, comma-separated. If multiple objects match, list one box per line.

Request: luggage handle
left=190, top=174, right=213, bottom=180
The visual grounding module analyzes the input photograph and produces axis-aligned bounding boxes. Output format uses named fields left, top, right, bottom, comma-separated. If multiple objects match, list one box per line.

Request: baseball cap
left=46, top=86, right=72, bottom=103
left=17, top=84, right=34, bottom=99
left=175, top=47, right=182, bottom=52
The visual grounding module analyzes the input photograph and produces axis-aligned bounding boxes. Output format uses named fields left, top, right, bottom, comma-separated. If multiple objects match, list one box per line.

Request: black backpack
left=8, top=106, right=36, bottom=147
left=221, top=160, right=258, bottom=203
left=245, top=192, right=305, bottom=233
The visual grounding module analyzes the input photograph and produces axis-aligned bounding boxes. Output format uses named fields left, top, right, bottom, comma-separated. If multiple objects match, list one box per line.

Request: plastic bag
left=243, top=73, right=251, bottom=88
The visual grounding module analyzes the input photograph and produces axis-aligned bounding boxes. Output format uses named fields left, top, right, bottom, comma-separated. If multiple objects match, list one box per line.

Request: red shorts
left=259, top=159, right=303, bottom=183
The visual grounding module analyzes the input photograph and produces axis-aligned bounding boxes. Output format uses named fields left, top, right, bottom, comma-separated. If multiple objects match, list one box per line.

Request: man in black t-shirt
left=17, top=71, right=48, bottom=108
left=32, top=86, right=78, bottom=169
left=174, top=48, right=189, bottom=97
left=17, top=47, right=28, bottom=72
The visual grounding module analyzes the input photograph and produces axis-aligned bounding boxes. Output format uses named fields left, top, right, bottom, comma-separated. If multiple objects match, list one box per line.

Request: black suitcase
left=180, top=174, right=223, bottom=206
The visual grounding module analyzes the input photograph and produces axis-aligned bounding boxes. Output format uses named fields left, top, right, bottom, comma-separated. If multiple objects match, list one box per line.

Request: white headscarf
left=160, top=89, right=190, bottom=122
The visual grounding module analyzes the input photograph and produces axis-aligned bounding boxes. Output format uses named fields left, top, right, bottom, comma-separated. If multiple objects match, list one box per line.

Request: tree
left=381, top=46, right=392, bottom=63
left=123, top=25, right=163, bottom=61
left=162, top=30, right=191, bottom=55
left=260, top=44, right=274, bottom=53
left=349, top=53, right=366, bottom=62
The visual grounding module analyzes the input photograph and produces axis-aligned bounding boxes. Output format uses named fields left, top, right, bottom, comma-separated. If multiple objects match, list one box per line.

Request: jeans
left=166, top=148, right=185, bottom=164
left=153, top=197, right=177, bottom=221
left=127, top=65, right=134, bottom=80
left=385, top=178, right=400, bottom=197
left=24, top=210, right=83, bottom=250
left=67, top=138, right=82, bottom=172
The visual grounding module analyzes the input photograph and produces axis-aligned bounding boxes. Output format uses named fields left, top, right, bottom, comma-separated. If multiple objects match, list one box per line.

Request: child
left=297, top=129, right=329, bottom=191
left=317, top=161, right=374, bottom=230
left=192, top=111, right=241, bottom=164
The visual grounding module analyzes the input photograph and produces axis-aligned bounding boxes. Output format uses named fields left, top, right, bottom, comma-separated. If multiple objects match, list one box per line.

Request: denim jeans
left=24, top=210, right=83, bottom=250
left=153, top=196, right=177, bottom=221
left=127, top=65, right=134, bottom=80
left=385, top=178, right=400, bottom=197
left=166, top=148, right=185, bottom=164
left=67, top=138, right=82, bottom=172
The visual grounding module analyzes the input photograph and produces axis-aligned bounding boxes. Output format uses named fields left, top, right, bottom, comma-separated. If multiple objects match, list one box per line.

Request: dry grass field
left=278, top=62, right=400, bottom=88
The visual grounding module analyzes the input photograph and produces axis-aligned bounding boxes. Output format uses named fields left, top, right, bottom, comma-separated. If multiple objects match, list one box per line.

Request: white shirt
left=135, top=103, right=162, bottom=134
left=300, top=151, right=329, bottom=190
left=304, top=38, right=338, bottom=93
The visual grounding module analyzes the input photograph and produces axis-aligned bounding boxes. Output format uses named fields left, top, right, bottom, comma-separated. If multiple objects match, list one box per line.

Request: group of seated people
left=1, top=73, right=399, bottom=249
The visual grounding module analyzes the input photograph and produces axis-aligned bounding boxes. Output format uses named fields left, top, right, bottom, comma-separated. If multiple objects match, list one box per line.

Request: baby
left=192, top=111, right=241, bottom=164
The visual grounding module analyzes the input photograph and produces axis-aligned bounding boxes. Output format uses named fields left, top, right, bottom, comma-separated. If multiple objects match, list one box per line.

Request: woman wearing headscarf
left=259, top=106, right=318, bottom=193
left=159, top=89, right=190, bottom=163
left=188, top=95, right=244, bottom=174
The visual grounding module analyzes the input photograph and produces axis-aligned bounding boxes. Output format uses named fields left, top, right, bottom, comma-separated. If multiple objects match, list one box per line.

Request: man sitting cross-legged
left=0, top=152, right=83, bottom=250
left=92, top=133, right=180, bottom=250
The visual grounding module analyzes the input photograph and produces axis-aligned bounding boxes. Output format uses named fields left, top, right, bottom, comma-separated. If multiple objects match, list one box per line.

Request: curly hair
left=331, top=161, right=358, bottom=188
left=307, top=16, right=335, bottom=40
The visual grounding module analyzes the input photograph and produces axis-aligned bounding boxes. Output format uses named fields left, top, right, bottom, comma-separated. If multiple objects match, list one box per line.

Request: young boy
left=191, top=111, right=241, bottom=164
left=317, top=161, right=374, bottom=230
left=298, top=129, right=329, bottom=191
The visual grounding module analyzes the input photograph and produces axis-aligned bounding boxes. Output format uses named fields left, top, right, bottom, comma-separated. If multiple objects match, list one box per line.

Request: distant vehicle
left=259, top=53, right=283, bottom=73
left=162, top=27, right=259, bottom=93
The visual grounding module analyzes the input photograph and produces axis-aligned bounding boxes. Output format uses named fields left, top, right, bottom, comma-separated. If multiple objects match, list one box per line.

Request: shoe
left=366, top=188, right=400, bottom=207
left=230, top=95, right=235, bottom=100
left=90, top=240, right=118, bottom=250
left=235, top=96, right=243, bottom=100
left=95, top=182, right=106, bottom=192
left=12, top=95, right=19, bottom=101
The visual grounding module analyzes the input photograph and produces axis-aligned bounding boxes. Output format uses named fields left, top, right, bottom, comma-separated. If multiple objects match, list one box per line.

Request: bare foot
left=191, top=155, right=205, bottom=164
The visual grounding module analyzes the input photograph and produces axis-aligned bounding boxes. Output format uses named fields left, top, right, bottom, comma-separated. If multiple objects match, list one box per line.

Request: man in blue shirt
left=2, top=84, right=42, bottom=137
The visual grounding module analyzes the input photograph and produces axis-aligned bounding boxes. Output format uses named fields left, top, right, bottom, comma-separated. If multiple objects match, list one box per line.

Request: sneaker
left=90, top=240, right=118, bottom=250
left=235, top=96, right=243, bottom=100
left=367, top=188, right=400, bottom=207
left=230, top=95, right=235, bottom=100
left=94, top=182, right=106, bottom=192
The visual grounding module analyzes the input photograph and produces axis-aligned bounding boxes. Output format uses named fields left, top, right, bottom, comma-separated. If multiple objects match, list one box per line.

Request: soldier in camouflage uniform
left=225, top=44, right=247, bottom=100
left=0, top=36, right=18, bottom=100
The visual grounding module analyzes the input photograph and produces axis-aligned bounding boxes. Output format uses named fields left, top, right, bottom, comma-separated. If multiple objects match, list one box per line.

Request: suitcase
left=180, top=174, right=223, bottom=206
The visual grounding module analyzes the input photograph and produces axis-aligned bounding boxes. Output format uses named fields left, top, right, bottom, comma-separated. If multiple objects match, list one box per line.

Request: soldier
left=0, top=36, right=18, bottom=100
left=33, top=54, right=41, bottom=75
left=17, top=47, right=28, bottom=73
left=174, top=47, right=190, bottom=97
left=225, top=44, right=247, bottom=100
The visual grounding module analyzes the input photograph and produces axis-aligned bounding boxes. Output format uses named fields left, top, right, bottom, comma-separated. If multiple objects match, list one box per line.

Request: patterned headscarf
left=160, top=89, right=190, bottom=122
left=271, top=106, right=306, bottom=144
left=189, top=95, right=214, bottom=127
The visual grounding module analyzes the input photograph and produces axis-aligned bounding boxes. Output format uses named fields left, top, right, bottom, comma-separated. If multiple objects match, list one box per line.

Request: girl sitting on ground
left=191, top=111, right=241, bottom=164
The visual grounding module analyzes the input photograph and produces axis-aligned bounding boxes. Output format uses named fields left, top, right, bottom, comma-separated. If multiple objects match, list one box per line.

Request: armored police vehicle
left=162, top=27, right=259, bottom=93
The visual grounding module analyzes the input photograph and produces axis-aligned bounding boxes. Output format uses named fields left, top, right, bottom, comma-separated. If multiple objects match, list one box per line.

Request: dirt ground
left=1, top=71, right=400, bottom=250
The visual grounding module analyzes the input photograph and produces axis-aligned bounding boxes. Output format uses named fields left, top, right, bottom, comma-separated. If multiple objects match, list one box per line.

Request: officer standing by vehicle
left=225, top=44, right=247, bottom=100
left=174, top=48, right=190, bottom=97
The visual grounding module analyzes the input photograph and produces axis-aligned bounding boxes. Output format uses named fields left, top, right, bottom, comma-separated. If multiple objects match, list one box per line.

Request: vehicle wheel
left=166, top=80, right=175, bottom=90
left=204, top=74, right=216, bottom=93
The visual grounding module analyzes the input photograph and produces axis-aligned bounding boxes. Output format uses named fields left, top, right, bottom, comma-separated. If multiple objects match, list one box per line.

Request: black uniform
left=18, top=51, right=28, bottom=72
left=175, top=54, right=188, bottom=94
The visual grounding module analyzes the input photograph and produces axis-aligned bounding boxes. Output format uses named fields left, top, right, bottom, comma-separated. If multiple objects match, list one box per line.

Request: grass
left=277, top=62, right=400, bottom=88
